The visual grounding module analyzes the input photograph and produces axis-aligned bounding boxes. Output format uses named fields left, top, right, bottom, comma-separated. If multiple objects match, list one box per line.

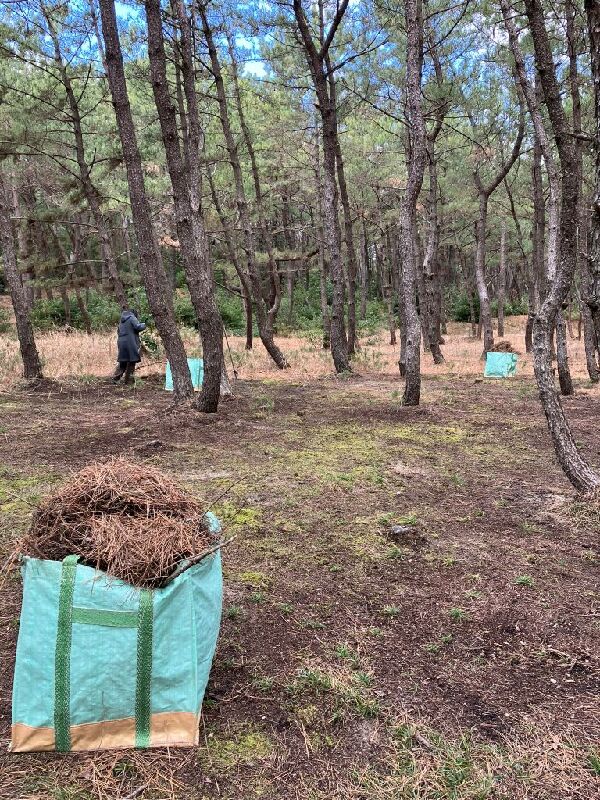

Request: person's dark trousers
left=113, top=361, right=136, bottom=384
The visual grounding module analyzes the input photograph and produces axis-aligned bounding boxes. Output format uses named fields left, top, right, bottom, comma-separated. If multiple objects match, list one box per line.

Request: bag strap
left=53, top=556, right=154, bottom=751
left=135, top=589, right=154, bottom=748
left=54, top=555, right=78, bottom=752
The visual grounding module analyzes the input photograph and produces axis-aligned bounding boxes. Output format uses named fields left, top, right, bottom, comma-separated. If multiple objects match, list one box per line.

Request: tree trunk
left=227, top=33, right=284, bottom=339
left=60, top=286, right=71, bottom=328
left=316, top=93, right=349, bottom=371
left=98, top=0, right=193, bottom=400
left=502, top=0, right=571, bottom=389
left=398, top=0, right=426, bottom=405
left=471, top=100, right=524, bottom=356
left=147, top=0, right=223, bottom=413
left=333, top=129, right=358, bottom=355
left=497, top=218, right=506, bottom=338
left=206, top=168, right=253, bottom=351
left=293, top=0, right=350, bottom=373
left=359, top=218, right=369, bottom=319
left=0, top=176, right=43, bottom=379
left=314, top=129, right=331, bottom=349
left=524, top=0, right=600, bottom=492
left=582, top=302, right=600, bottom=381
left=381, top=237, right=397, bottom=346
left=556, top=313, right=574, bottom=395
left=529, top=131, right=545, bottom=353
left=473, top=193, right=494, bottom=354
left=75, top=288, right=93, bottom=335
left=423, top=144, right=444, bottom=363
left=11, top=184, right=34, bottom=310
left=415, top=230, right=429, bottom=352
left=584, top=0, right=600, bottom=374
left=199, top=3, right=288, bottom=369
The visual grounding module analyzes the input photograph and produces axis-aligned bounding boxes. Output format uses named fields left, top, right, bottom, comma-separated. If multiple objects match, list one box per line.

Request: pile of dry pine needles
left=22, top=458, right=215, bottom=588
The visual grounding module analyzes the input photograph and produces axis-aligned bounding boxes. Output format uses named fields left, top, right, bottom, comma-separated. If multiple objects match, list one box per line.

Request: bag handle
left=53, top=556, right=154, bottom=751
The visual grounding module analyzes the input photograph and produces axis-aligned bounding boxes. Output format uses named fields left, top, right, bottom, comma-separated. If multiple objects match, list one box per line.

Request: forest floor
left=1, top=324, right=600, bottom=799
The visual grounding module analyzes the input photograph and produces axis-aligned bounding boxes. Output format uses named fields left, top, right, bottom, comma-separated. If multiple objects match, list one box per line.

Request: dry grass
left=3, top=748, right=194, bottom=800
left=317, top=712, right=600, bottom=800
left=22, top=458, right=213, bottom=587
left=0, top=315, right=596, bottom=390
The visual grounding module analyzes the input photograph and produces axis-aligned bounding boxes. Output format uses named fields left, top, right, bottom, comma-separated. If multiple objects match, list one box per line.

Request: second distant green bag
left=484, top=352, right=517, bottom=378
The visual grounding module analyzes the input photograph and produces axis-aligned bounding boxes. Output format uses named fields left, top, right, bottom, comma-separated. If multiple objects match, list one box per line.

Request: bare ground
left=0, top=365, right=599, bottom=799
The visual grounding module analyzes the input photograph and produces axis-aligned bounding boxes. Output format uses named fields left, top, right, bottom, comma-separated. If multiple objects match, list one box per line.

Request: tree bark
left=524, top=0, right=600, bottom=492
left=398, top=0, right=426, bottom=404
left=98, top=0, right=193, bottom=400
left=293, top=0, right=350, bottom=373
left=359, top=217, right=369, bottom=319
left=0, top=175, right=43, bottom=379
left=501, top=0, right=571, bottom=387
left=313, top=126, right=331, bottom=348
left=584, top=0, right=600, bottom=375
left=498, top=218, right=506, bottom=338
left=330, top=103, right=358, bottom=355
left=147, top=0, right=223, bottom=412
left=423, top=143, right=444, bottom=363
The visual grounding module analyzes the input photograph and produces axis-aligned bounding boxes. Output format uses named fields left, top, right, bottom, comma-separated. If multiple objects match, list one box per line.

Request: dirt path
left=0, top=373, right=599, bottom=799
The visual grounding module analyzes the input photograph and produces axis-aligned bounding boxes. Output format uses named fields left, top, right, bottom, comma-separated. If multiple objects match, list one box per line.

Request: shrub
left=0, top=306, right=12, bottom=333
left=217, top=289, right=245, bottom=333
left=446, top=289, right=528, bottom=322
left=30, top=291, right=121, bottom=332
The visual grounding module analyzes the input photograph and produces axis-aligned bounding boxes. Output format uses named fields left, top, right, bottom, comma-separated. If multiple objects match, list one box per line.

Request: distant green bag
left=484, top=352, right=517, bottom=378
left=165, top=358, right=204, bottom=391
left=11, top=514, right=222, bottom=753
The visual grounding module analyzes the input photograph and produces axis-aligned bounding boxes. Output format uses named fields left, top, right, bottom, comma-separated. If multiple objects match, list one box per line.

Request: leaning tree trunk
left=398, top=0, right=426, bottom=405
left=98, top=0, right=193, bottom=400
left=524, top=0, right=600, bottom=492
left=0, top=176, right=43, bottom=379
left=502, top=0, right=571, bottom=391
left=147, top=0, right=223, bottom=412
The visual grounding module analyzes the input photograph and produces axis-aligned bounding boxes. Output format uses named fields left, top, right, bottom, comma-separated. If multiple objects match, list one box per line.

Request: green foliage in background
left=28, top=286, right=247, bottom=334
left=446, top=288, right=528, bottom=323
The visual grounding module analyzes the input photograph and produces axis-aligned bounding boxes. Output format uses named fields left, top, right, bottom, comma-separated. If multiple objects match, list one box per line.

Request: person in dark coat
left=113, top=308, right=146, bottom=384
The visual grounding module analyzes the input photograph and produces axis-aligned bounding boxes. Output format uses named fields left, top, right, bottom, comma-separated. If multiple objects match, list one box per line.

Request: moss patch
left=201, top=725, right=273, bottom=771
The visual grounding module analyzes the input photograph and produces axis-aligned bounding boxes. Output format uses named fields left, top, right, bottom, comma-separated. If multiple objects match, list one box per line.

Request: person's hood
left=120, top=311, right=135, bottom=322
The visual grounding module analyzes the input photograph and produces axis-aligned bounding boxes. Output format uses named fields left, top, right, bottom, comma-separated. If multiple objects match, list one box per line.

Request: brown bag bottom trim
left=11, top=710, right=200, bottom=752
